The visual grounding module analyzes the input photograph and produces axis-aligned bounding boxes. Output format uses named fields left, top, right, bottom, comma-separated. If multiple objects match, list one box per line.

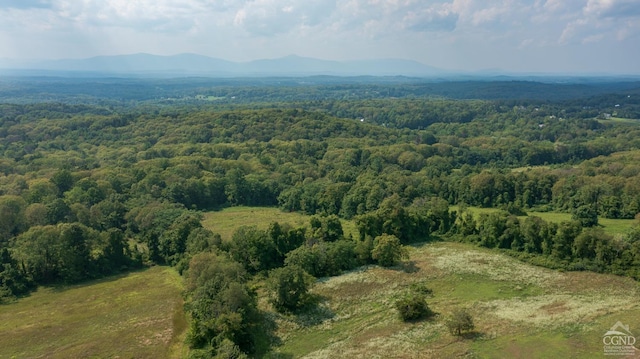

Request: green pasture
left=201, top=206, right=359, bottom=241
left=0, top=267, right=186, bottom=359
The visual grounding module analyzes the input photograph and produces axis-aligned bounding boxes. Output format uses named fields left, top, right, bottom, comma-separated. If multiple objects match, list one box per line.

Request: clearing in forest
left=269, top=241, right=640, bottom=358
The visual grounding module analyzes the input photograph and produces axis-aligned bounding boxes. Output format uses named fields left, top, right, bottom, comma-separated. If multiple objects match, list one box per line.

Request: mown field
left=0, top=267, right=187, bottom=359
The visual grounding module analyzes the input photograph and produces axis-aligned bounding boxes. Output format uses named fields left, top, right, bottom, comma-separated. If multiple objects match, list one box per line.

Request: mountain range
left=0, top=53, right=445, bottom=77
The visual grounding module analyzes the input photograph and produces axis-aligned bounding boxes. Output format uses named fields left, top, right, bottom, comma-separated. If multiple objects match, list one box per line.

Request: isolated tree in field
left=267, top=265, right=314, bottom=312
left=446, top=308, right=475, bottom=336
left=371, top=234, right=407, bottom=267
left=395, top=292, right=434, bottom=321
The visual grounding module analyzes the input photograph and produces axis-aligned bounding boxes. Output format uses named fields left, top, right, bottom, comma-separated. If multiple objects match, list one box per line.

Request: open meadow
left=204, top=207, right=640, bottom=358
left=202, top=206, right=360, bottom=241
left=0, top=267, right=187, bottom=359
left=269, top=241, right=640, bottom=358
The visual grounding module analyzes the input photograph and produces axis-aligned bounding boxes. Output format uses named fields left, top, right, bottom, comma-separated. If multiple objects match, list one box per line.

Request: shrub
left=408, top=282, right=433, bottom=296
left=395, top=293, right=434, bottom=321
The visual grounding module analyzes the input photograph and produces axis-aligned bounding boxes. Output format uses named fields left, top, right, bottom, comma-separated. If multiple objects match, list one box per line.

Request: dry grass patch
left=431, top=243, right=565, bottom=287
left=479, top=294, right=636, bottom=328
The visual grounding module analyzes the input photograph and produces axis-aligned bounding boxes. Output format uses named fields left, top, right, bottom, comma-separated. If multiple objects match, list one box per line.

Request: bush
left=408, top=282, right=433, bottom=296
left=445, top=308, right=475, bottom=336
left=395, top=293, right=434, bottom=321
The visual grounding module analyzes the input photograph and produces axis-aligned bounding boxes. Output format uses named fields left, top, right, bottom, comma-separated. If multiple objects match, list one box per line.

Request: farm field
left=269, top=241, right=640, bottom=358
left=0, top=267, right=187, bottom=359
left=453, top=206, right=636, bottom=237
left=202, top=206, right=360, bottom=241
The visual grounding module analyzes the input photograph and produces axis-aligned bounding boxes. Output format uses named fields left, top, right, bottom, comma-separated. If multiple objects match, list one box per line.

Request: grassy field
left=202, top=206, right=359, bottom=241
left=268, top=241, right=640, bottom=358
left=204, top=207, right=640, bottom=358
left=453, top=206, right=636, bottom=237
left=0, top=266, right=187, bottom=359
left=8, top=206, right=638, bottom=359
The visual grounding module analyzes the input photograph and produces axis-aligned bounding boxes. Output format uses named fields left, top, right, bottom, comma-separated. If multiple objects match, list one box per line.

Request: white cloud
left=585, top=0, right=640, bottom=18
left=233, top=0, right=336, bottom=36
left=54, top=0, right=212, bottom=32
left=403, top=3, right=458, bottom=32
left=559, top=0, right=640, bottom=44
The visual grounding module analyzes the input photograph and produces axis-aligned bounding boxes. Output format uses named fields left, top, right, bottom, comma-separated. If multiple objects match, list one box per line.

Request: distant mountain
left=0, top=53, right=445, bottom=77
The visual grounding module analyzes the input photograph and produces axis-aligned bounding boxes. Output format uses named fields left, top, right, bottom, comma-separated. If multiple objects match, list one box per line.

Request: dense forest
left=1, top=77, right=640, bottom=357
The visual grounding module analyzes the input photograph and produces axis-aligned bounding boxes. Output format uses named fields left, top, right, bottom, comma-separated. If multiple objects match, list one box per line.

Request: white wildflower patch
left=318, top=265, right=384, bottom=289
left=479, top=294, right=637, bottom=328
left=302, top=341, right=349, bottom=359
left=302, top=336, right=414, bottom=359
left=362, top=335, right=416, bottom=355
left=432, top=247, right=565, bottom=287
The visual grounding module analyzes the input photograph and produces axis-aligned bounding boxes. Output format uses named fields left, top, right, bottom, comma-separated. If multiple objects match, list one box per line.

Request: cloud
left=233, top=0, right=337, bottom=36
left=403, top=4, right=459, bottom=32
left=0, top=0, right=51, bottom=9
left=323, top=0, right=464, bottom=39
left=0, top=0, right=638, bottom=73
left=585, top=0, right=640, bottom=18
left=560, top=0, right=640, bottom=43
left=53, top=0, right=212, bottom=32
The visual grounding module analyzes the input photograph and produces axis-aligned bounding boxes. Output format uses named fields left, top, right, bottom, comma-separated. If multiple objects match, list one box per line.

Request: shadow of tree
left=400, top=260, right=420, bottom=273
left=459, top=330, right=483, bottom=340
left=293, top=294, right=335, bottom=328
left=262, top=351, right=295, bottom=359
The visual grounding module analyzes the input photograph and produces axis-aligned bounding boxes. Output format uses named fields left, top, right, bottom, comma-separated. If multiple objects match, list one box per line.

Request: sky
left=0, top=0, right=639, bottom=74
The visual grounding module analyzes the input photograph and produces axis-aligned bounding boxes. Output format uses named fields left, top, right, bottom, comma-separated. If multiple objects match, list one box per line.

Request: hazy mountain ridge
left=0, top=53, right=444, bottom=77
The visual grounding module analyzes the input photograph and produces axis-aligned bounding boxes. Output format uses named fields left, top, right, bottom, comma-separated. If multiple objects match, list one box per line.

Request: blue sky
left=0, top=0, right=639, bottom=74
